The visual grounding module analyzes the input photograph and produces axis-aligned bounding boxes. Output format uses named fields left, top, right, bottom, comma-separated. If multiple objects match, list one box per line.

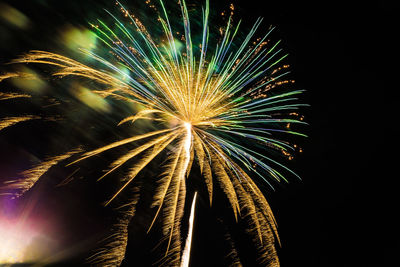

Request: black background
left=0, top=0, right=396, bottom=266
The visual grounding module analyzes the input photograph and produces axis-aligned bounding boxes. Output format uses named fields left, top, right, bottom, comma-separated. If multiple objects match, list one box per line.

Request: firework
left=0, top=0, right=306, bottom=266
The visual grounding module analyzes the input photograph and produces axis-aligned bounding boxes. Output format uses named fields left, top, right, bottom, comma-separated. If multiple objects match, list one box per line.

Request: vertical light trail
left=181, top=191, right=198, bottom=267
left=179, top=121, right=194, bottom=267
left=182, top=122, right=192, bottom=178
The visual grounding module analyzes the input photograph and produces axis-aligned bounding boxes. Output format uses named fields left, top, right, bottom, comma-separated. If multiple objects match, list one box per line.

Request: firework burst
left=0, top=0, right=306, bottom=266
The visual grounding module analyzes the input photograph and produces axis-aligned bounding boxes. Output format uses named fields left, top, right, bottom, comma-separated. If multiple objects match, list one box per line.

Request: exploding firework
left=0, top=0, right=306, bottom=266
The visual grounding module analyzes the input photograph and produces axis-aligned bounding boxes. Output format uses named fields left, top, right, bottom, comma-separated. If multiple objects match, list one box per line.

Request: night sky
left=0, top=0, right=396, bottom=266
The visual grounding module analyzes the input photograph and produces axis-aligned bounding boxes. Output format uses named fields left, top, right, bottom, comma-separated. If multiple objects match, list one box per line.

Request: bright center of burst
left=183, top=121, right=192, bottom=132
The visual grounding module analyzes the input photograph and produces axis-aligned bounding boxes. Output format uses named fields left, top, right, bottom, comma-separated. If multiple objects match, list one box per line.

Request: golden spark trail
left=1, top=148, right=82, bottom=197
left=0, top=116, right=40, bottom=131
left=0, top=92, right=31, bottom=101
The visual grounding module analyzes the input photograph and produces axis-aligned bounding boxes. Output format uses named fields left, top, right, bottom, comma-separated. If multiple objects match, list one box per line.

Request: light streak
left=181, top=191, right=197, bottom=267
left=182, top=122, right=192, bottom=178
